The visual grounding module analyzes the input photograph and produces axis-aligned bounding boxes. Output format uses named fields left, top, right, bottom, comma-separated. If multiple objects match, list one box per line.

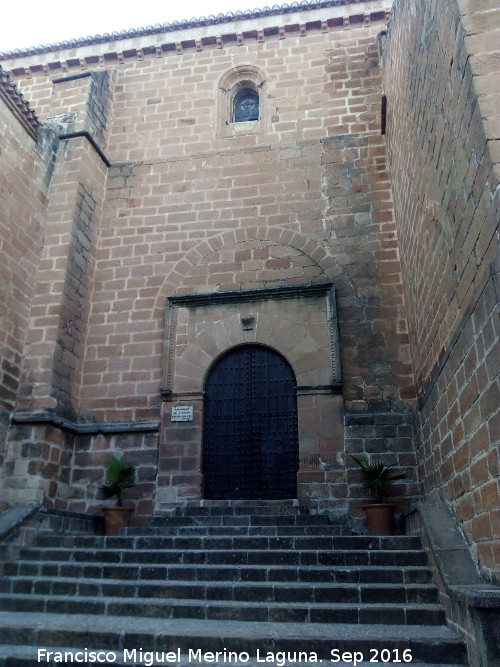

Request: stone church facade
left=0, top=0, right=498, bottom=585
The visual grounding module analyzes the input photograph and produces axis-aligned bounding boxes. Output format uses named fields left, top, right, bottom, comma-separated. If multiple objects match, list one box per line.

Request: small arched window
left=233, top=88, right=259, bottom=123
left=217, top=66, right=267, bottom=137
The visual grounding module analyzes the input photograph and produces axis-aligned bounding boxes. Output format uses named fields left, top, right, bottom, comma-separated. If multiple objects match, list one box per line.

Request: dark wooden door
left=203, top=345, right=299, bottom=500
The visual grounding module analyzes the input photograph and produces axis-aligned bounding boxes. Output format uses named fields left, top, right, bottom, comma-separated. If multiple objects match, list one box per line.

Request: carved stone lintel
left=169, top=283, right=333, bottom=308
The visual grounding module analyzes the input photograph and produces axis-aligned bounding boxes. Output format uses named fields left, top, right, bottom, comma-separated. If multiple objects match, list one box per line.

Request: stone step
left=148, top=514, right=332, bottom=527
left=4, top=561, right=433, bottom=584
left=0, top=612, right=468, bottom=664
left=18, top=547, right=429, bottom=567
left=0, top=593, right=447, bottom=625
left=0, top=499, right=467, bottom=667
left=181, top=499, right=301, bottom=507
left=0, top=647, right=468, bottom=667
left=125, top=524, right=349, bottom=536
left=29, top=534, right=423, bottom=551
left=0, top=576, right=440, bottom=605
left=172, top=504, right=307, bottom=517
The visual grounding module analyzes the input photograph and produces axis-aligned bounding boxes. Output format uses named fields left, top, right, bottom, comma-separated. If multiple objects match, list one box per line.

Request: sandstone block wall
left=16, top=135, right=108, bottom=418
left=0, top=4, right=421, bottom=521
left=0, top=0, right=496, bottom=586
left=383, top=0, right=499, bottom=582
left=0, top=70, right=57, bottom=489
left=2, top=72, right=114, bottom=507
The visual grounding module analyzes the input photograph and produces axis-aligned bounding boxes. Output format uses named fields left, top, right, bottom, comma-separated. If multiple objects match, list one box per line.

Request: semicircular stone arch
left=153, top=226, right=347, bottom=315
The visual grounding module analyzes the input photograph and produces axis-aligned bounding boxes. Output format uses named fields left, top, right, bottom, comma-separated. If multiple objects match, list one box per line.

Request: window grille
left=233, top=88, right=259, bottom=123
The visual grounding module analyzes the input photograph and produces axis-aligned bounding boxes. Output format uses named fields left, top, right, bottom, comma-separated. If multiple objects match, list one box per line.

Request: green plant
left=99, top=456, right=137, bottom=507
left=351, top=454, right=409, bottom=504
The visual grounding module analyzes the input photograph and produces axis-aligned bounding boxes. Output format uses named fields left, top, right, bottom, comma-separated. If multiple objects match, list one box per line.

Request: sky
left=0, top=0, right=270, bottom=53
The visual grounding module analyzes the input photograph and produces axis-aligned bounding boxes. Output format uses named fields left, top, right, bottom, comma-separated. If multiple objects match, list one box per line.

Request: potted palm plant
left=351, top=454, right=410, bottom=536
left=99, top=455, right=137, bottom=536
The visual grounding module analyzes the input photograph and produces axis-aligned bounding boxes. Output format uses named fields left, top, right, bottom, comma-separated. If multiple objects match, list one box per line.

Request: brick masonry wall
left=12, top=69, right=112, bottom=424
left=11, top=16, right=387, bottom=158
left=86, top=130, right=412, bottom=422
left=0, top=79, right=56, bottom=486
left=80, top=22, right=417, bottom=515
left=459, top=0, right=500, bottom=183
left=2, top=18, right=414, bottom=418
left=1, top=72, right=111, bottom=507
left=3, top=423, right=73, bottom=507
left=383, top=0, right=499, bottom=581
left=346, top=411, right=418, bottom=527
left=15, top=135, right=108, bottom=419
left=0, top=7, right=420, bottom=521
left=97, top=22, right=408, bottom=409
left=44, top=72, right=113, bottom=151
left=70, top=431, right=157, bottom=520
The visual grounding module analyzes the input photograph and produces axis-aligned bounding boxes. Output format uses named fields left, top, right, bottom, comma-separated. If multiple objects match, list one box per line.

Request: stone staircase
left=0, top=503, right=468, bottom=666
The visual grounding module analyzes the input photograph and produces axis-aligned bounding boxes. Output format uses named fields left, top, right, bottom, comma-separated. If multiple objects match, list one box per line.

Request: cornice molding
left=0, top=67, right=39, bottom=138
left=59, top=131, right=111, bottom=167
left=0, top=1, right=391, bottom=60
left=11, top=411, right=159, bottom=435
left=1, top=3, right=392, bottom=78
left=168, top=282, right=334, bottom=307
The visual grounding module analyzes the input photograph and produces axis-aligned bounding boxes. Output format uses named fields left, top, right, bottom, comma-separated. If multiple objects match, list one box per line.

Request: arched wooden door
left=203, top=345, right=299, bottom=500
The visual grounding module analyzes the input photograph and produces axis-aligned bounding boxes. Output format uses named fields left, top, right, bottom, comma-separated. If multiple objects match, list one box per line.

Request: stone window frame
left=217, top=64, right=269, bottom=138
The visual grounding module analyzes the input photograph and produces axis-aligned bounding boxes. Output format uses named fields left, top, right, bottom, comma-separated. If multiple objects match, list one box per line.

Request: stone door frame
left=155, top=283, right=344, bottom=511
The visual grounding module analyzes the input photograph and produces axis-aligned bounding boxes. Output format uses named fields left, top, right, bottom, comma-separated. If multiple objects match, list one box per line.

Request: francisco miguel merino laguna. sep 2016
left=37, top=647, right=414, bottom=665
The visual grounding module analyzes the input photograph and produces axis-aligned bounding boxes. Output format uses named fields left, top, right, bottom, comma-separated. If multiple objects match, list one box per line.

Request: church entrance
left=202, top=345, right=299, bottom=500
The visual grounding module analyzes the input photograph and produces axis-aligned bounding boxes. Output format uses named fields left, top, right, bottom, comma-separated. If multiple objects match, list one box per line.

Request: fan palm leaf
left=99, top=456, right=137, bottom=507
left=351, top=454, right=409, bottom=504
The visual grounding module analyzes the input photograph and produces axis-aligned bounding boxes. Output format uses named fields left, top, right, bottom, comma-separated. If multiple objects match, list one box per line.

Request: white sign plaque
left=171, top=406, right=194, bottom=422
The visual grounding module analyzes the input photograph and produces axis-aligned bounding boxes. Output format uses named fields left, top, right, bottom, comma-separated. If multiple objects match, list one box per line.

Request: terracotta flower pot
left=362, top=503, right=396, bottom=536
left=102, top=507, right=133, bottom=536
